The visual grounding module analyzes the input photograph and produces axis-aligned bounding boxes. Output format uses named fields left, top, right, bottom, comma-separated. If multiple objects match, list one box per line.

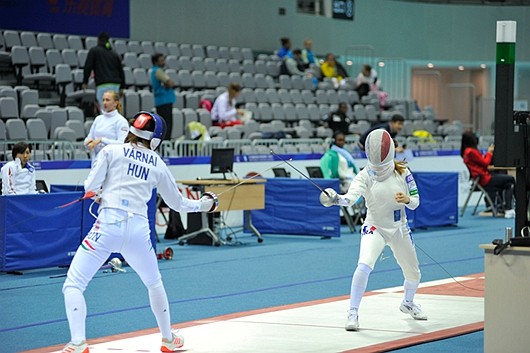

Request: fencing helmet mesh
left=365, top=129, right=395, bottom=181
left=129, top=111, right=165, bottom=150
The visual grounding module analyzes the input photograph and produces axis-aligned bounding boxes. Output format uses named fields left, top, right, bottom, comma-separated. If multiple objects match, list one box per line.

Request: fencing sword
left=270, top=150, right=331, bottom=197
left=215, top=160, right=289, bottom=197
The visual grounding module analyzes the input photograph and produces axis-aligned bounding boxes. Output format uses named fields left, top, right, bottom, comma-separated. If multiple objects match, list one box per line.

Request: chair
left=52, top=34, right=69, bottom=50
left=6, top=119, right=28, bottom=140
left=20, top=31, right=37, bottom=48
left=67, top=35, right=84, bottom=51
left=460, top=167, right=499, bottom=217
left=0, top=97, right=19, bottom=119
left=133, top=68, right=149, bottom=89
left=36, top=33, right=54, bottom=50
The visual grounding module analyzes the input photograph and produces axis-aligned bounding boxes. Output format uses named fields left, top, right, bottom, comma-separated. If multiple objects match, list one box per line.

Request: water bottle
left=505, top=226, right=513, bottom=242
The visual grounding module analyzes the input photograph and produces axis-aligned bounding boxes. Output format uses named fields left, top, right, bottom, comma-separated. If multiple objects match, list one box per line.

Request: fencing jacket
left=1, top=159, right=37, bottom=195
left=85, top=143, right=202, bottom=217
left=339, top=167, right=419, bottom=237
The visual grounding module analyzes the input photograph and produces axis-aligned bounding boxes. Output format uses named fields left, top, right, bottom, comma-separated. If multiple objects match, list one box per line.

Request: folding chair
left=460, top=174, right=499, bottom=217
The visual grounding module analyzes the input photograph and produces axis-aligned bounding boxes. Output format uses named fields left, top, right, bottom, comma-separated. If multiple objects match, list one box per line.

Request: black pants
left=486, top=173, right=515, bottom=210
left=156, top=103, right=173, bottom=140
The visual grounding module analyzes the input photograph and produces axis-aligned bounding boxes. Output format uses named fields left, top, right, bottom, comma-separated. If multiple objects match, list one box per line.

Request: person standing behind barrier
left=1, top=142, right=37, bottom=195
left=61, top=111, right=219, bottom=353
left=151, top=53, right=176, bottom=140
left=320, top=131, right=358, bottom=193
left=320, top=129, right=426, bottom=331
left=210, top=83, right=244, bottom=128
left=357, top=113, right=405, bottom=152
left=82, top=32, right=125, bottom=109
left=84, top=91, right=128, bottom=165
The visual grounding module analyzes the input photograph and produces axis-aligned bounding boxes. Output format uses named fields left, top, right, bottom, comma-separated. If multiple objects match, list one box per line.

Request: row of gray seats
left=1, top=30, right=255, bottom=60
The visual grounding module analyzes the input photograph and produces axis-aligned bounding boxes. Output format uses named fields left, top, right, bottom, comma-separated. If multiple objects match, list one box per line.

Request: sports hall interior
left=1, top=1, right=530, bottom=352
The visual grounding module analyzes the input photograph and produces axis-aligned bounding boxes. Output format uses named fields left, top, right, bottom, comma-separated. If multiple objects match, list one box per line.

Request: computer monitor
left=36, top=179, right=48, bottom=193
left=210, top=148, right=234, bottom=177
left=273, top=168, right=290, bottom=177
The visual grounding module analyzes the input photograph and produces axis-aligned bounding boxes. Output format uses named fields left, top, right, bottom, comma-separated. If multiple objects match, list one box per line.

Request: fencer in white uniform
left=321, top=129, right=426, bottom=331
left=1, top=142, right=37, bottom=195
left=61, top=112, right=218, bottom=353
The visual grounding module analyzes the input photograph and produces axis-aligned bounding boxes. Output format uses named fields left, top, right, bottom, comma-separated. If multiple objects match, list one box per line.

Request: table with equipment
left=177, top=179, right=266, bottom=245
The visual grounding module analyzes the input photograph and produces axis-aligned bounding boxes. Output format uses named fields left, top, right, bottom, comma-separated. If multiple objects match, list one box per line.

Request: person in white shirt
left=61, top=111, right=219, bottom=353
left=210, top=82, right=244, bottom=128
left=84, top=90, right=129, bottom=164
left=320, top=129, right=426, bottom=331
left=1, top=142, right=37, bottom=195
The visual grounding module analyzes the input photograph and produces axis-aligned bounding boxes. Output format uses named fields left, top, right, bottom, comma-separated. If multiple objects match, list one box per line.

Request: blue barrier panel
left=250, top=178, right=341, bottom=237
left=406, top=172, right=458, bottom=229
left=0, top=192, right=84, bottom=271
left=0, top=0, right=130, bottom=37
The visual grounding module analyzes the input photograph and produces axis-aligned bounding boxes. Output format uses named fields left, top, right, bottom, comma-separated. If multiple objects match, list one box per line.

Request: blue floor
left=0, top=210, right=513, bottom=353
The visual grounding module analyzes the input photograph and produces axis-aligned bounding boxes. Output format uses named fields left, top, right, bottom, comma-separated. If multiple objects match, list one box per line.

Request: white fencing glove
left=199, top=191, right=219, bottom=212
left=320, top=188, right=339, bottom=207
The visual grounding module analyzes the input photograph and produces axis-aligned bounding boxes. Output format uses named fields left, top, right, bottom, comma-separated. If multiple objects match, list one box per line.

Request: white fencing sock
left=403, top=279, right=419, bottom=303
left=349, top=263, right=372, bottom=310
left=63, top=287, right=87, bottom=345
left=149, top=280, right=172, bottom=340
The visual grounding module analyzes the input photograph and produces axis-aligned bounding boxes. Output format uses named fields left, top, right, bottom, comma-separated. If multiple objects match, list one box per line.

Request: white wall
left=129, top=0, right=530, bottom=62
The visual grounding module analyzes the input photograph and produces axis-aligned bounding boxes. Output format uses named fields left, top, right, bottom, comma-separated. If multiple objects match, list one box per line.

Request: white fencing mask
left=365, top=129, right=395, bottom=182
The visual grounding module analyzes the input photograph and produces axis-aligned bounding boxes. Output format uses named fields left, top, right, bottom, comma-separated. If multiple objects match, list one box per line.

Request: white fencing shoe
left=345, top=308, right=359, bottom=331
left=161, top=331, right=185, bottom=352
left=400, top=301, right=428, bottom=320
left=61, top=341, right=89, bottom=353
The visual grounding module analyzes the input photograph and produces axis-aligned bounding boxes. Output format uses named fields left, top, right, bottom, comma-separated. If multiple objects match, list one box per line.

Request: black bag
left=164, top=210, right=186, bottom=240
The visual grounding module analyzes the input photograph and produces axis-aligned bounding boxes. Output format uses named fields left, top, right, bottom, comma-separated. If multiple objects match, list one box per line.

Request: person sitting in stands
left=323, top=102, right=352, bottom=135
left=320, top=53, right=348, bottom=89
left=277, top=37, right=293, bottom=59
left=210, top=83, right=244, bottom=128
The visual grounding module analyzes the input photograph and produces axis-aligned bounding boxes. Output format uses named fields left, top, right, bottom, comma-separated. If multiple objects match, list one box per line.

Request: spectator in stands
left=280, top=49, right=308, bottom=76
left=211, top=83, right=244, bottom=128
left=301, top=38, right=316, bottom=67
left=277, top=37, right=293, bottom=59
left=357, top=113, right=405, bottom=152
left=460, top=131, right=515, bottom=218
left=84, top=91, right=129, bottom=165
left=1, top=142, right=37, bottom=195
left=320, top=53, right=348, bottom=89
left=323, top=102, right=352, bottom=135
left=320, top=131, right=358, bottom=193
left=151, top=53, right=176, bottom=140
left=82, top=32, right=125, bottom=110
left=356, top=64, right=379, bottom=98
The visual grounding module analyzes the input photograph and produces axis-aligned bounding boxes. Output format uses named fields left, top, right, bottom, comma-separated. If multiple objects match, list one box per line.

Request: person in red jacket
left=460, top=131, right=515, bottom=218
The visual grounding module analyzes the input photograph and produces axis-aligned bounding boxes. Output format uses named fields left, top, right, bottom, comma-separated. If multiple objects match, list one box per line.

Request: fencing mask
left=365, top=129, right=395, bottom=182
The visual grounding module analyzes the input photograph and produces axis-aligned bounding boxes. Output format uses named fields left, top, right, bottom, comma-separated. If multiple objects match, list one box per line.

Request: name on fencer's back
left=123, top=147, right=158, bottom=180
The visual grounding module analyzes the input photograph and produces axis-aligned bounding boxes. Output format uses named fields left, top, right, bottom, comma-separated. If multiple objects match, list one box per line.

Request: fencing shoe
left=400, top=301, right=428, bottom=320
left=61, top=341, right=89, bottom=353
left=161, top=331, right=185, bottom=352
left=345, top=308, right=360, bottom=331
left=504, top=209, right=516, bottom=219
